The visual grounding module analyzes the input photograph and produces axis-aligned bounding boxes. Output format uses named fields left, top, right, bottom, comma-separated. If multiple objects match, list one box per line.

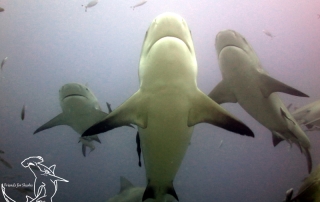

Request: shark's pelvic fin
left=33, top=113, right=66, bottom=134
left=91, top=135, right=101, bottom=143
left=142, top=181, right=179, bottom=201
left=272, top=131, right=284, bottom=147
left=259, top=74, right=309, bottom=98
left=188, top=90, right=254, bottom=137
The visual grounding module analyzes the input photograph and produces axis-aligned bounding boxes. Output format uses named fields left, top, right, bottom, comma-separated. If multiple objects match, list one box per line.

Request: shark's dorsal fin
left=188, top=90, right=254, bottom=137
left=34, top=113, right=67, bottom=134
left=82, top=91, right=148, bottom=137
left=259, top=74, right=309, bottom=98
left=208, top=80, right=237, bottom=104
left=49, top=165, right=56, bottom=174
left=119, top=176, right=134, bottom=193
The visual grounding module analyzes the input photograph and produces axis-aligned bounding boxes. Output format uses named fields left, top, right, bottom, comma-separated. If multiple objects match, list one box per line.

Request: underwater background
left=0, top=0, right=320, bottom=201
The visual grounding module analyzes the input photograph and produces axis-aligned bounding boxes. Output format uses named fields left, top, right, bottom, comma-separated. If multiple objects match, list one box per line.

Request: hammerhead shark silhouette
left=2, top=156, right=68, bottom=202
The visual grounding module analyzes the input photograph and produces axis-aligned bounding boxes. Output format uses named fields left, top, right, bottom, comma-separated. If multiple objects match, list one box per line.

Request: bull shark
left=83, top=13, right=254, bottom=201
left=33, top=83, right=111, bottom=156
left=208, top=29, right=312, bottom=173
left=106, top=176, right=176, bottom=202
left=291, top=99, right=320, bottom=130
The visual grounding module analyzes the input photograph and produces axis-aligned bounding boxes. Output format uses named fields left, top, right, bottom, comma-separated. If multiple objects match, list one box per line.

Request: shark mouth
left=148, top=36, right=191, bottom=53
left=63, top=94, right=87, bottom=100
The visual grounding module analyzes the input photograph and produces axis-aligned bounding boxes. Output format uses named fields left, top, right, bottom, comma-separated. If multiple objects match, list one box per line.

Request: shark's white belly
left=220, top=59, right=288, bottom=133
left=138, top=90, right=193, bottom=184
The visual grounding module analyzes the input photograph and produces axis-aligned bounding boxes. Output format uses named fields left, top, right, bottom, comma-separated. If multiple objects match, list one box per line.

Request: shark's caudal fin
left=82, top=90, right=148, bottom=137
left=142, top=181, right=179, bottom=201
left=272, top=132, right=313, bottom=173
left=258, top=74, right=309, bottom=98
left=303, top=147, right=313, bottom=174
left=34, top=113, right=66, bottom=134
left=189, top=90, right=254, bottom=137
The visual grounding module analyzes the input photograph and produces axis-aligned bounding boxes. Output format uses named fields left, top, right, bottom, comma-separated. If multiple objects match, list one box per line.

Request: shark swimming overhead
left=83, top=13, right=254, bottom=201
left=34, top=83, right=111, bottom=156
left=209, top=29, right=312, bottom=173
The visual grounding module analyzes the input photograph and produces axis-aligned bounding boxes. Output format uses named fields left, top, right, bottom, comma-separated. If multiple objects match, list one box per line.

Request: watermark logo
left=1, top=156, right=68, bottom=202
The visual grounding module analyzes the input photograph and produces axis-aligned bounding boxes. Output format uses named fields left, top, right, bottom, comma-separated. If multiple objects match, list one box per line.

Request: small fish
left=1, top=56, right=8, bottom=70
left=130, top=0, right=147, bottom=10
left=262, top=29, right=275, bottom=39
left=82, top=0, right=98, bottom=12
left=0, top=7, right=4, bottom=12
left=0, top=157, right=13, bottom=169
left=218, top=140, right=223, bottom=148
left=21, top=104, right=25, bottom=120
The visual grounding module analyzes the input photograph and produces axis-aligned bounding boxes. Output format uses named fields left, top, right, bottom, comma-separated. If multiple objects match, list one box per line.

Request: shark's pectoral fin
left=34, top=113, right=67, bottom=134
left=143, top=180, right=179, bottom=201
left=259, top=74, right=309, bottom=98
left=82, top=90, right=148, bottom=137
left=188, top=91, right=254, bottom=137
left=208, top=80, right=237, bottom=104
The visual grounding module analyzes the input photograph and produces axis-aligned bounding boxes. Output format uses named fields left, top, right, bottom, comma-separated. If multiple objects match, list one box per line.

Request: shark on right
left=208, top=30, right=312, bottom=173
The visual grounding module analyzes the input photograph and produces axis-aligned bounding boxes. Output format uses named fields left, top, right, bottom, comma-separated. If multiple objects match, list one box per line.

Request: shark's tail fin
left=302, top=146, right=313, bottom=174
left=142, top=181, right=179, bottom=201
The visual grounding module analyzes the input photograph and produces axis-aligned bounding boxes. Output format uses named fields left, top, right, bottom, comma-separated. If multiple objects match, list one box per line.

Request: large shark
left=34, top=83, right=110, bottom=156
left=106, top=176, right=176, bottom=202
left=208, top=29, right=312, bottom=173
left=82, top=13, right=254, bottom=201
left=291, top=99, right=320, bottom=130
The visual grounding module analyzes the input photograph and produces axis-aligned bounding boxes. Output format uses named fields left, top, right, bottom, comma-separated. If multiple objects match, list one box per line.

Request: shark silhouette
left=2, top=156, right=68, bottom=202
